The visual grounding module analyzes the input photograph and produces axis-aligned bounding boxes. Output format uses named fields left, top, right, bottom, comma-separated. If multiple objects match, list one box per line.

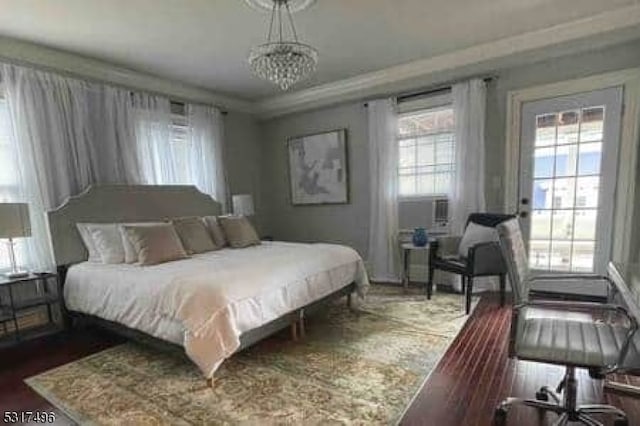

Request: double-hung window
left=0, top=95, right=19, bottom=270
left=397, top=105, right=455, bottom=197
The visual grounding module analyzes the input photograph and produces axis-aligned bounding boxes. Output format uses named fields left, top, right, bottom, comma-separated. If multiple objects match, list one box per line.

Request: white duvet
left=65, top=241, right=369, bottom=378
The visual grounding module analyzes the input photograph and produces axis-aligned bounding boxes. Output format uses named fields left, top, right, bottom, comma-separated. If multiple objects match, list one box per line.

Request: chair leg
left=427, top=265, right=435, bottom=300
left=499, top=274, right=506, bottom=307
left=466, top=277, right=473, bottom=314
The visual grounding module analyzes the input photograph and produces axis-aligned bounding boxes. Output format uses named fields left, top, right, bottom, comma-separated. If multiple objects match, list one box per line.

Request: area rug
left=26, top=285, right=478, bottom=425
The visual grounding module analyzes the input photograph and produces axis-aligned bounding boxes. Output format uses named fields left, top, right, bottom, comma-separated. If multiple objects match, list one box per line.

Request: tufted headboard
left=47, top=184, right=221, bottom=267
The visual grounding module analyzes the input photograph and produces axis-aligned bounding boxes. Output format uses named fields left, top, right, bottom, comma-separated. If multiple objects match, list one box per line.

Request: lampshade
left=0, top=203, right=31, bottom=238
left=232, top=194, right=255, bottom=217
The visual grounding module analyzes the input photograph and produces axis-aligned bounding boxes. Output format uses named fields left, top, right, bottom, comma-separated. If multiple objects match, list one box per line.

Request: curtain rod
left=363, top=75, right=496, bottom=107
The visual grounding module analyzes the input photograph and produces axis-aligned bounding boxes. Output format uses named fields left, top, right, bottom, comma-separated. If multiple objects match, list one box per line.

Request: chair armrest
left=515, top=300, right=638, bottom=371
left=468, top=241, right=505, bottom=275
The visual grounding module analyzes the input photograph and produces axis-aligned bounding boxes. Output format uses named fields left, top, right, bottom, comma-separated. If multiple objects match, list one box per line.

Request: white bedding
left=65, top=241, right=369, bottom=377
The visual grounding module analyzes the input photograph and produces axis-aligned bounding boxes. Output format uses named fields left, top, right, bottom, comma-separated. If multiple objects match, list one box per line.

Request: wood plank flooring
left=1, top=292, right=640, bottom=425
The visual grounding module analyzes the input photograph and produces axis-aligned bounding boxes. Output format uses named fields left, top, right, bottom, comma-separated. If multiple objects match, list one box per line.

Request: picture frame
left=287, top=129, right=349, bottom=205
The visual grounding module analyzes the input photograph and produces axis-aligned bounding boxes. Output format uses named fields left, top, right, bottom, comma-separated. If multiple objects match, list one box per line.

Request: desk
left=605, top=262, right=640, bottom=396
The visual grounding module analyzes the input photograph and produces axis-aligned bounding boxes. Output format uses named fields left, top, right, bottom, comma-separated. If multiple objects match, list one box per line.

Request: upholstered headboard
left=47, top=185, right=221, bottom=266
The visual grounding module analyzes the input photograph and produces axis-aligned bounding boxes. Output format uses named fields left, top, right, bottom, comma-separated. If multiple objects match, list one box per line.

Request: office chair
left=494, top=218, right=638, bottom=426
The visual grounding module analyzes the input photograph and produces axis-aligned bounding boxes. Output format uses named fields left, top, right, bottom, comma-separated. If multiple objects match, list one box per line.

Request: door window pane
left=573, top=209, right=597, bottom=241
left=551, top=210, right=574, bottom=241
left=580, top=107, right=604, bottom=142
left=530, top=210, right=551, bottom=240
left=533, top=147, right=555, bottom=178
left=578, top=142, right=602, bottom=176
left=575, top=176, right=599, bottom=209
left=532, top=179, right=553, bottom=209
left=535, top=114, right=556, bottom=147
left=557, top=111, right=579, bottom=145
left=552, top=178, right=576, bottom=209
left=554, top=145, right=578, bottom=177
left=529, top=240, right=550, bottom=269
left=571, top=241, right=595, bottom=272
left=550, top=241, right=572, bottom=271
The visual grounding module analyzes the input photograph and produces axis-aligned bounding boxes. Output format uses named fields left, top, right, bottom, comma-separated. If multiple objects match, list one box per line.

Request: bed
left=48, top=185, right=369, bottom=383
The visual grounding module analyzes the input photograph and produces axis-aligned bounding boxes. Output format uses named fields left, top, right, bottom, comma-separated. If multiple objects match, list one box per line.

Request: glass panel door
left=519, top=87, right=622, bottom=274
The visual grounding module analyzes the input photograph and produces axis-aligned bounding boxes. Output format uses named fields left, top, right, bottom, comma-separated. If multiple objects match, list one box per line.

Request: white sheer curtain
left=134, top=97, right=228, bottom=211
left=187, top=104, right=227, bottom=211
left=367, top=98, right=401, bottom=282
left=450, top=78, right=493, bottom=292
left=1, top=63, right=140, bottom=270
left=449, top=78, right=487, bottom=235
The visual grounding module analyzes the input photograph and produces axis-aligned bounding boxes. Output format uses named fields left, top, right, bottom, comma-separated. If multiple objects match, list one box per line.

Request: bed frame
left=48, top=184, right=356, bottom=386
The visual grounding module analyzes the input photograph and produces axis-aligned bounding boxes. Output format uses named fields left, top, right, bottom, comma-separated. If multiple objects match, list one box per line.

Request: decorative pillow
left=172, top=217, right=217, bottom=254
left=202, top=216, right=227, bottom=248
left=458, top=222, right=499, bottom=259
left=118, top=222, right=164, bottom=263
left=86, top=223, right=126, bottom=264
left=76, top=223, right=101, bottom=262
left=123, top=224, right=188, bottom=266
left=218, top=216, right=261, bottom=248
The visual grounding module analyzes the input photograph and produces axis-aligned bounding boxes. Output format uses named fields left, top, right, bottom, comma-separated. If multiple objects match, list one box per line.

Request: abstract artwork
left=288, top=129, right=348, bottom=205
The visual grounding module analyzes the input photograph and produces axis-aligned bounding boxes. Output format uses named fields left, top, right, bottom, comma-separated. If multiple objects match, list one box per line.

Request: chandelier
left=247, top=0, right=318, bottom=91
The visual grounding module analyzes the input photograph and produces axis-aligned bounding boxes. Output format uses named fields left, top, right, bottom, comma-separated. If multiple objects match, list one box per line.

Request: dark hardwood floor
left=2, top=293, right=640, bottom=425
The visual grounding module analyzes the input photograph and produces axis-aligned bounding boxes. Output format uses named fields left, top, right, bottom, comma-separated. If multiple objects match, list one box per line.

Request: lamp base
left=4, top=270, right=29, bottom=279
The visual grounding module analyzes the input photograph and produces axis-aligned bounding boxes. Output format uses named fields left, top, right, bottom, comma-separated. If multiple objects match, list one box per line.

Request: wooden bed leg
left=206, top=377, right=215, bottom=388
left=298, top=309, right=306, bottom=339
left=290, top=320, right=298, bottom=341
left=347, top=293, right=353, bottom=309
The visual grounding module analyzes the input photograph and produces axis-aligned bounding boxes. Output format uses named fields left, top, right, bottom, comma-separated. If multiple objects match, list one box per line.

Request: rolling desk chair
left=494, top=218, right=638, bottom=426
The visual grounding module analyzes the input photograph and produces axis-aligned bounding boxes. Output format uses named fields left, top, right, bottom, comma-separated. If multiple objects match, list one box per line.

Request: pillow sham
left=172, top=217, right=217, bottom=254
left=123, top=223, right=188, bottom=266
left=202, top=215, right=227, bottom=248
left=458, top=222, right=499, bottom=259
left=218, top=216, right=261, bottom=249
left=118, top=222, right=164, bottom=263
left=76, top=223, right=101, bottom=262
left=85, top=223, right=126, bottom=264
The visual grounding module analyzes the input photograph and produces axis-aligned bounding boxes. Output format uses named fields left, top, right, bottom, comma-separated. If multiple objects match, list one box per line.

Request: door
left=519, top=87, right=623, bottom=274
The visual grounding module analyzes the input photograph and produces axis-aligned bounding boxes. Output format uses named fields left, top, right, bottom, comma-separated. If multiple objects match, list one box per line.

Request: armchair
left=494, top=218, right=637, bottom=426
left=427, top=213, right=513, bottom=314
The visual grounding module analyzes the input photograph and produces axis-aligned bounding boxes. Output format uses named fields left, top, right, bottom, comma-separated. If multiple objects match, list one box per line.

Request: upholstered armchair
left=494, top=218, right=637, bottom=426
left=427, top=213, right=513, bottom=314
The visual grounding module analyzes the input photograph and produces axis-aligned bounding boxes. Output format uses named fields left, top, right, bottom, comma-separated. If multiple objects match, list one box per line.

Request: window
left=397, top=106, right=455, bottom=197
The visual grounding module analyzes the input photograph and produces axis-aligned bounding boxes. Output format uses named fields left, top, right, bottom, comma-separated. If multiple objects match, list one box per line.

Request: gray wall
left=260, top=103, right=370, bottom=256
left=223, top=111, right=265, bottom=233
left=257, top=39, right=640, bottom=263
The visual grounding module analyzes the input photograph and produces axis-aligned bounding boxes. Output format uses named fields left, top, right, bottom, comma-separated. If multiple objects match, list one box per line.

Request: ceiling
left=0, top=0, right=637, bottom=101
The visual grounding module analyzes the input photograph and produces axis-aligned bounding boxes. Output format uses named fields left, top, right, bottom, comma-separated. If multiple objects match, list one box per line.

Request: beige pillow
left=172, top=217, right=217, bottom=254
left=219, top=216, right=261, bottom=248
left=202, top=216, right=227, bottom=248
left=119, top=222, right=164, bottom=263
left=123, top=224, right=188, bottom=266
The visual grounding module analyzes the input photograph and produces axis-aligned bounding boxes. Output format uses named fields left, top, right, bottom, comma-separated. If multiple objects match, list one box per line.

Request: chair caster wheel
left=614, top=418, right=628, bottom=426
left=535, top=390, right=548, bottom=401
left=494, top=407, right=507, bottom=426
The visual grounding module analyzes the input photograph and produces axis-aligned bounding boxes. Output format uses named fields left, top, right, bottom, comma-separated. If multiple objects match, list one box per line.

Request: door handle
left=520, top=198, right=529, bottom=205
left=519, top=211, right=528, bottom=219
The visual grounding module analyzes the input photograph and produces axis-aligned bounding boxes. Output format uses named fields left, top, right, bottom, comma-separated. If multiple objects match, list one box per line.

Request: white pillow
left=458, top=222, right=499, bottom=258
left=76, top=223, right=101, bottom=262
left=86, top=223, right=126, bottom=264
left=118, top=222, right=164, bottom=263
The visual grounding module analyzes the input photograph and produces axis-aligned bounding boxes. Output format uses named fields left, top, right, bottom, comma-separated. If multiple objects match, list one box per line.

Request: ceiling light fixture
left=247, top=0, right=318, bottom=91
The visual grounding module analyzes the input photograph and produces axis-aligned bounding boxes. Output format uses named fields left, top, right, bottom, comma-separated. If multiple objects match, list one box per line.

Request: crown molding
left=0, top=36, right=255, bottom=114
left=255, top=4, right=640, bottom=118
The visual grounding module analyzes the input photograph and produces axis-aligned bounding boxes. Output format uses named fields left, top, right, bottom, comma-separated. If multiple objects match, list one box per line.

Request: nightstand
left=0, top=272, right=63, bottom=345
left=401, top=242, right=431, bottom=292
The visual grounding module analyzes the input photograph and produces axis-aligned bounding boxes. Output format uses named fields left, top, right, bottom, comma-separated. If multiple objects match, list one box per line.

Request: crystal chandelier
left=247, top=0, right=318, bottom=91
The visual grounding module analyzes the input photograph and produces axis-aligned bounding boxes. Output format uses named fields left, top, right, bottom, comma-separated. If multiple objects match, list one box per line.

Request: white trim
left=254, top=5, right=640, bottom=118
left=0, top=36, right=255, bottom=113
left=504, top=68, right=640, bottom=264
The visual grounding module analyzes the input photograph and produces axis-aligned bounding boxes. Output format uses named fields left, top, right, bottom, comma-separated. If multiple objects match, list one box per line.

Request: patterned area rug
left=26, top=285, right=477, bottom=425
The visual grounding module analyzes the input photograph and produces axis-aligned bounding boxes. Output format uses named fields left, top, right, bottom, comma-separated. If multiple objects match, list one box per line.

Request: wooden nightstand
left=0, top=272, right=63, bottom=345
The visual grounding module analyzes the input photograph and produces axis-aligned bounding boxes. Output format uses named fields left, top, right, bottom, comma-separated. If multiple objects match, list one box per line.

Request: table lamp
left=0, top=203, right=31, bottom=278
left=232, top=194, right=255, bottom=217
